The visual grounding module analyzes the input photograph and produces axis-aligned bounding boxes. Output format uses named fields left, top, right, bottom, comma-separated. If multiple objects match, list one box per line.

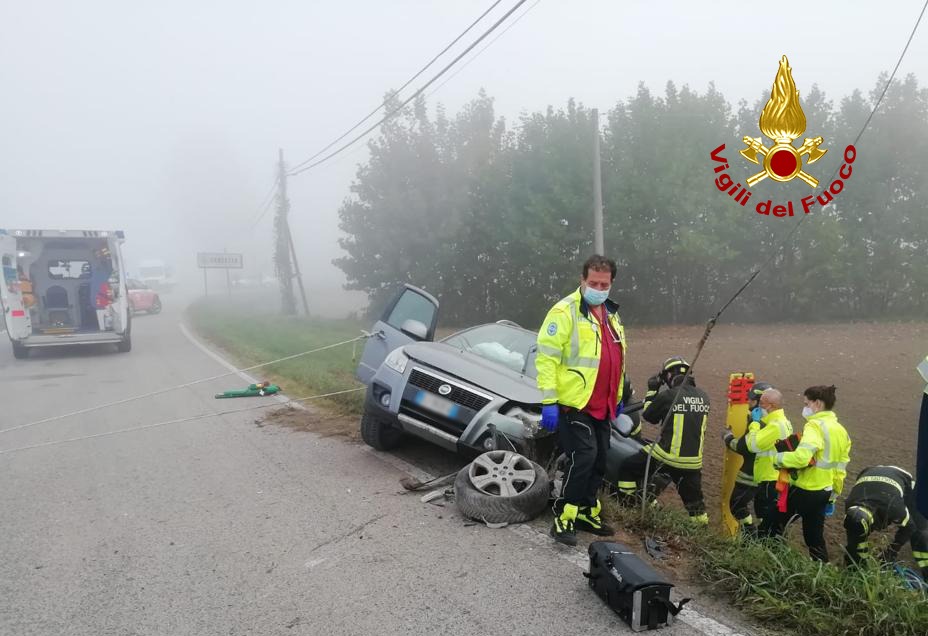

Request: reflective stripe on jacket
left=642, top=381, right=710, bottom=470
left=744, top=409, right=793, bottom=484
left=776, top=410, right=851, bottom=493
left=535, top=288, right=626, bottom=411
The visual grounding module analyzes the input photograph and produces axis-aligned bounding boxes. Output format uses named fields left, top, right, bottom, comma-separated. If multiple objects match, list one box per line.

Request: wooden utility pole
left=275, top=149, right=297, bottom=315
left=275, top=149, right=310, bottom=316
left=288, top=215, right=310, bottom=316
left=592, top=108, right=605, bottom=256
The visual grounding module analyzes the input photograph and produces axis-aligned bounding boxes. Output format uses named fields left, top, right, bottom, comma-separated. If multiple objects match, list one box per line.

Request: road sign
left=197, top=252, right=243, bottom=269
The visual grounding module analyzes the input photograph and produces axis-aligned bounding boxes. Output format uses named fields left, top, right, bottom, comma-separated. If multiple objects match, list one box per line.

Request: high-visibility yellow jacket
left=741, top=408, right=793, bottom=484
left=535, top=288, right=626, bottom=410
left=776, top=410, right=851, bottom=494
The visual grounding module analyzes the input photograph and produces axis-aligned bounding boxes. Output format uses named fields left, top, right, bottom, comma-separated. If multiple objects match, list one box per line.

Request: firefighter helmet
left=749, top=381, right=774, bottom=406
left=845, top=505, right=873, bottom=536
left=661, top=356, right=690, bottom=386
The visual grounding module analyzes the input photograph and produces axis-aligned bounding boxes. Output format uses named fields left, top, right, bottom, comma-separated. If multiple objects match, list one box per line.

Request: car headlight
left=384, top=348, right=409, bottom=374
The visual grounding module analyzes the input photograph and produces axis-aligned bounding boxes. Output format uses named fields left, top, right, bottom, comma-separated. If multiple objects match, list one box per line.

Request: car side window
left=385, top=290, right=436, bottom=333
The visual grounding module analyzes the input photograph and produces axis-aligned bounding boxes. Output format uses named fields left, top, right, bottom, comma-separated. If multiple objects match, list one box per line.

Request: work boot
left=689, top=512, right=709, bottom=525
left=615, top=481, right=639, bottom=508
left=551, top=504, right=578, bottom=546
left=576, top=500, right=615, bottom=536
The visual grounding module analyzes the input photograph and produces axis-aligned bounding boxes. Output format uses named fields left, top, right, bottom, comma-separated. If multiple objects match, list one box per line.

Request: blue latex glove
left=541, top=404, right=559, bottom=432
left=824, top=501, right=835, bottom=517
left=616, top=402, right=624, bottom=417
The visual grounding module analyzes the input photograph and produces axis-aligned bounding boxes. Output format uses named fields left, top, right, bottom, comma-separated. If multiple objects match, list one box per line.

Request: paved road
left=0, top=302, right=754, bottom=636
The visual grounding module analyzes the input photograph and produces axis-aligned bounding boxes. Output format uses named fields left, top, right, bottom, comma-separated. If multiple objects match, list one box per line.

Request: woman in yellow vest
left=774, top=385, right=851, bottom=562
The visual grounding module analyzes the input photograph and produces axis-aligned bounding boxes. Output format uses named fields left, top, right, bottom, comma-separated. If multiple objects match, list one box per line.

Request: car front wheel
left=360, top=403, right=402, bottom=450
left=454, top=451, right=550, bottom=524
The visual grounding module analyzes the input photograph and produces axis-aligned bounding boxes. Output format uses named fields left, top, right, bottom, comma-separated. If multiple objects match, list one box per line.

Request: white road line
left=178, top=322, right=299, bottom=410
left=179, top=320, right=751, bottom=636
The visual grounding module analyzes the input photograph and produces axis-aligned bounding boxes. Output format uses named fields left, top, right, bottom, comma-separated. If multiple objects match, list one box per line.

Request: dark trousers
left=843, top=512, right=870, bottom=566
left=730, top=482, right=757, bottom=524
left=619, top=450, right=706, bottom=516
left=555, top=410, right=610, bottom=513
left=770, top=487, right=831, bottom=561
left=753, top=481, right=780, bottom=537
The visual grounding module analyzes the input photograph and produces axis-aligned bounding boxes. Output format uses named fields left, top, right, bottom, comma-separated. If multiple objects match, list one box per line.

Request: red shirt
left=582, top=307, right=624, bottom=421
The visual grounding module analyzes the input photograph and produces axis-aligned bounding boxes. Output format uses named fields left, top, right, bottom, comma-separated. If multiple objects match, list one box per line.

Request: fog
left=2, top=1, right=926, bottom=317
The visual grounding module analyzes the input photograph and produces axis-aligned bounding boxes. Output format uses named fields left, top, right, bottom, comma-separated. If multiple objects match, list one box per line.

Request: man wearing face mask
left=536, top=254, right=627, bottom=546
left=773, top=384, right=852, bottom=561
left=723, top=386, right=793, bottom=536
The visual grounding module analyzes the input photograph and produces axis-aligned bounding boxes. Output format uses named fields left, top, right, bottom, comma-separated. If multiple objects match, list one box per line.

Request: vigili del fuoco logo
left=710, top=56, right=857, bottom=217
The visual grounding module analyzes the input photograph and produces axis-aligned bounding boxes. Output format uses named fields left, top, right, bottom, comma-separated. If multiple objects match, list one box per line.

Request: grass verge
left=604, top=500, right=928, bottom=636
left=186, top=299, right=365, bottom=416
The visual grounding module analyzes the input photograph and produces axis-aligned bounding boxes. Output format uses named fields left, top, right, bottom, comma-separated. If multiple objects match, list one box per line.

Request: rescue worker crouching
left=536, top=255, right=627, bottom=546
left=617, top=357, right=710, bottom=524
left=843, top=465, right=928, bottom=579
left=772, top=385, right=851, bottom=562
left=723, top=385, right=793, bottom=536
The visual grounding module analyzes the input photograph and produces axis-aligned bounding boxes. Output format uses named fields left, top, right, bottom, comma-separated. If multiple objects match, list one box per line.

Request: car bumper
left=367, top=362, right=553, bottom=459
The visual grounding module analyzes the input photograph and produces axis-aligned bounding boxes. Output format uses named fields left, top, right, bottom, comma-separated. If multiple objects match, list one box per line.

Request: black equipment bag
left=585, top=541, right=690, bottom=631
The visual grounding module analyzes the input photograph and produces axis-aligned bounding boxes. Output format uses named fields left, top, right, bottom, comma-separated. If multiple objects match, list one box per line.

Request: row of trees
left=335, top=75, right=928, bottom=326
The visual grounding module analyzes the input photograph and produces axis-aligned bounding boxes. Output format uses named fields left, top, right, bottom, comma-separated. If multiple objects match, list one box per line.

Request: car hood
left=404, top=342, right=540, bottom=404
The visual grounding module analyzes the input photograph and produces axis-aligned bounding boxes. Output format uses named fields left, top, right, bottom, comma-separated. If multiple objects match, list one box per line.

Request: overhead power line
left=288, top=0, right=506, bottom=174
left=250, top=176, right=279, bottom=228
left=426, top=0, right=543, bottom=100
left=289, top=0, right=530, bottom=177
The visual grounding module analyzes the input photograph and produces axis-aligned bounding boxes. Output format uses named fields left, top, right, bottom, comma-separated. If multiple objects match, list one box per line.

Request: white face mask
left=801, top=406, right=815, bottom=419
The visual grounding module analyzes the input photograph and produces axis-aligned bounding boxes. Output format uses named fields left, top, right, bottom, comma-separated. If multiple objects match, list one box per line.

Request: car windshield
left=443, top=324, right=537, bottom=377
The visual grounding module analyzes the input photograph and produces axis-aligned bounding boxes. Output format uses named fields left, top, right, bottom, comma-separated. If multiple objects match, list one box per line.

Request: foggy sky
left=2, top=1, right=926, bottom=315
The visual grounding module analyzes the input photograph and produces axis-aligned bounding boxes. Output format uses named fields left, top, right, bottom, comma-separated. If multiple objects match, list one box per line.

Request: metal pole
left=203, top=268, right=208, bottom=297
left=225, top=248, right=231, bottom=299
left=592, top=108, right=604, bottom=255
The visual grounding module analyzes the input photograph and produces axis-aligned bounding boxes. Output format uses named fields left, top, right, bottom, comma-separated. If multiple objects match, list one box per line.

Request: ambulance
left=0, top=229, right=132, bottom=359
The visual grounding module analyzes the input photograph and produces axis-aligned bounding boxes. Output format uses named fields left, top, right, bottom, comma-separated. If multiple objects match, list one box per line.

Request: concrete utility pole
left=275, top=150, right=297, bottom=315
left=592, top=108, right=605, bottom=256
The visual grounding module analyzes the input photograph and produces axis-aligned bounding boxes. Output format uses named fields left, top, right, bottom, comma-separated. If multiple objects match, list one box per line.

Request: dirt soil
left=625, top=320, right=927, bottom=549
left=260, top=406, right=361, bottom=442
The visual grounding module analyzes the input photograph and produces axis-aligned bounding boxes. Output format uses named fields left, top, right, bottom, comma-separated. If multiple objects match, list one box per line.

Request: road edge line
left=178, top=321, right=300, bottom=410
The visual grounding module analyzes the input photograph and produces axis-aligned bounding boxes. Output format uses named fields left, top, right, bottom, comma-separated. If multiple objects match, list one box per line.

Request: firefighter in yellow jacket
left=773, top=384, right=852, bottom=561
left=536, top=255, right=626, bottom=546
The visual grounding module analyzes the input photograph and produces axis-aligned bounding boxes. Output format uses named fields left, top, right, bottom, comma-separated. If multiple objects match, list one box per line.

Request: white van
left=0, top=228, right=132, bottom=359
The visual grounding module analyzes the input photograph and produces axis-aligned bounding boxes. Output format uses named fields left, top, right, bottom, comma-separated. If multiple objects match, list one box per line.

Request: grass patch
left=604, top=500, right=928, bottom=636
left=186, top=299, right=365, bottom=415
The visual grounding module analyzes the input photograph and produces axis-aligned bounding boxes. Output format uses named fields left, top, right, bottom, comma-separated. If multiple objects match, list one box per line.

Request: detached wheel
left=360, top=404, right=402, bottom=450
left=149, top=297, right=162, bottom=314
left=455, top=451, right=550, bottom=524
left=12, top=343, right=29, bottom=359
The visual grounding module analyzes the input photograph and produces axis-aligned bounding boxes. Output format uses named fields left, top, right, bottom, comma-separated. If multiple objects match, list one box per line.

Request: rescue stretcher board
left=720, top=372, right=754, bottom=537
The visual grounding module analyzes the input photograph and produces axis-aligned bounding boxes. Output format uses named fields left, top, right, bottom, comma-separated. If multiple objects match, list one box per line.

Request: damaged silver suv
left=355, top=284, right=642, bottom=471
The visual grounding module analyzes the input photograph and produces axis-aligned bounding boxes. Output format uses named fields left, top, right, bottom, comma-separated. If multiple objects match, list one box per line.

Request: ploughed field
left=624, top=320, right=926, bottom=545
